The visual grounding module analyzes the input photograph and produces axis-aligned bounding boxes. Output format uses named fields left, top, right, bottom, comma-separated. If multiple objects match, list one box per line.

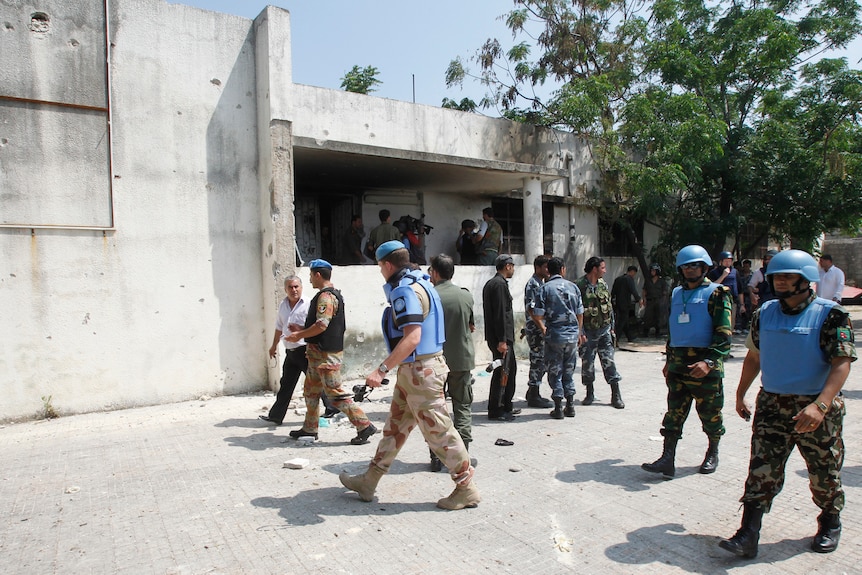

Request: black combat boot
left=811, top=511, right=841, bottom=553
left=581, top=384, right=595, bottom=406
left=430, top=449, right=442, bottom=472
left=550, top=397, right=564, bottom=419
left=526, top=385, right=553, bottom=408
left=641, top=436, right=678, bottom=479
left=563, top=395, right=575, bottom=417
left=699, top=438, right=719, bottom=474
left=719, top=503, right=763, bottom=558
left=610, top=381, right=625, bottom=409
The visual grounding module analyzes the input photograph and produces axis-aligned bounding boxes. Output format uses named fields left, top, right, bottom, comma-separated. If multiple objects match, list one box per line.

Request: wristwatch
left=378, top=362, right=390, bottom=374
left=703, top=359, right=716, bottom=370
left=816, top=401, right=829, bottom=414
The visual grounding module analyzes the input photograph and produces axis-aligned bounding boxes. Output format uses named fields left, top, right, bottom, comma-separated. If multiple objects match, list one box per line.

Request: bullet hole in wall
left=29, top=12, right=49, bottom=34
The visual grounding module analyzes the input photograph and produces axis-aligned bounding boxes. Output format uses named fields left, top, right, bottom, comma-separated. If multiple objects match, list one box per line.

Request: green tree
left=340, top=65, right=381, bottom=94
left=448, top=0, right=862, bottom=258
left=441, top=97, right=479, bottom=112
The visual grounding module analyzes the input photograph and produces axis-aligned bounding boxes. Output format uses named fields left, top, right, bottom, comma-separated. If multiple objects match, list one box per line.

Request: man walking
left=612, top=265, right=641, bottom=343
left=642, top=245, right=732, bottom=478
left=259, top=276, right=309, bottom=425
left=575, top=257, right=624, bottom=409
left=817, top=254, right=845, bottom=303
left=524, top=255, right=553, bottom=408
left=720, top=250, right=855, bottom=558
left=429, top=254, right=476, bottom=471
left=531, top=257, right=584, bottom=419
left=285, top=260, right=377, bottom=445
left=340, top=241, right=480, bottom=510
left=483, top=254, right=519, bottom=420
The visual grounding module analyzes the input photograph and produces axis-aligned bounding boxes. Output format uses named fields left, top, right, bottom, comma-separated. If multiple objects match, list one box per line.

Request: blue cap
left=375, top=240, right=406, bottom=261
left=308, top=259, right=332, bottom=270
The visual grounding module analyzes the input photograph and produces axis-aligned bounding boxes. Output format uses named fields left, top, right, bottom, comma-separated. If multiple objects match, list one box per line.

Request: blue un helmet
left=766, top=249, right=819, bottom=298
left=717, top=250, right=733, bottom=261
left=676, top=244, right=712, bottom=269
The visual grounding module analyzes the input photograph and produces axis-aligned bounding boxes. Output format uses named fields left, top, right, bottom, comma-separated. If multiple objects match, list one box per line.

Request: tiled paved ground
left=1, top=326, right=860, bottom=574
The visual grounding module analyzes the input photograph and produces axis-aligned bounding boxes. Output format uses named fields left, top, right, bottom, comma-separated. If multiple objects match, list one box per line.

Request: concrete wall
left=0, top=0, right=265, bottom=420
left=289, top=84, right=576, bottom=168
left=0, top=0, right=606, bottom=421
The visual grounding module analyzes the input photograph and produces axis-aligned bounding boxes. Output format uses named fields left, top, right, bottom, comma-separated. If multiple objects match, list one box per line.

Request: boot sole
left=718, top=540, right=757, bottom=558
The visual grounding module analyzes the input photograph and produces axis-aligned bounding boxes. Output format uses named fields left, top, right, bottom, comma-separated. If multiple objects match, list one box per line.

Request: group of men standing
left=261, top=240, right=856, bottom=558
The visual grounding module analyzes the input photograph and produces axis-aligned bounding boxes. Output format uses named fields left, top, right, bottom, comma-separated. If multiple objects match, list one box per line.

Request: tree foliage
left=447, top=0, right=862, bottom=257
left=340, top=65, right=382, bottom=94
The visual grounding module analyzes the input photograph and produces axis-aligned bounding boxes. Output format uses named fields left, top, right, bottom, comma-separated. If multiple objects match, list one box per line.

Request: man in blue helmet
left=340, top=241, right=480, bottom=510
left=642, top=245, right=733, bottom=479
left=720, top=250, right=856, bottom=559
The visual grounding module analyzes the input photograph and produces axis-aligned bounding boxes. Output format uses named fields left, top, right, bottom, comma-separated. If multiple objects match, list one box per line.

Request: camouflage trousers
left=660, top=371, right=725, bottom=440
left=580, top=326, right=621, bottom=386
left=446, top=370, right=473, bottom=447
left=301, top=359, right=370, bottom=434
left=741, top=390, right=845, bottom=514
left=544, top=340, right=578, bottom=398
left=371, top=355, right=474, bottom=486
left=525, top=327, right=547, bottom=388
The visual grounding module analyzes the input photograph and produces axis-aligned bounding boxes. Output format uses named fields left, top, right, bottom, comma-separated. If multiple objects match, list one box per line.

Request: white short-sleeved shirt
left=275, top=297, right=309, bottom=349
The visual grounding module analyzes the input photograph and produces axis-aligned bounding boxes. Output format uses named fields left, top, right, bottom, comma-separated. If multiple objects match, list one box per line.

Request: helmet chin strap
left=680, top=265, right=707, bottom=285
left=771, top=277, right=810, bottom=299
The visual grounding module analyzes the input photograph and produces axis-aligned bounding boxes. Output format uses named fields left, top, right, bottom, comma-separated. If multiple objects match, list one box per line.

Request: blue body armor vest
left=760, top=298, right=835, bottom=395
left=381, top=268, right=446, bottom=363
left=669, top=282, right=721, bottom=348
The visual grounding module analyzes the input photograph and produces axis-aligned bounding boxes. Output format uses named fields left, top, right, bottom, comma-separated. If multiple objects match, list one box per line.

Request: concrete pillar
left=523, top=176, right=543, bottom=263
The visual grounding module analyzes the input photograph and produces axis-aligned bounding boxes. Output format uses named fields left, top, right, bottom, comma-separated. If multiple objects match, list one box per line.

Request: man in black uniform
left=483, top=254, right=519, bottom=420
left=611, top=265, right=641, bottom=343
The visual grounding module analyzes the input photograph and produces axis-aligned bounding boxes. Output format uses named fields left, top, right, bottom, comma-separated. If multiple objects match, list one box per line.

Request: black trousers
left=487, top=344, right=517, bottom=417
left=267, top=346, right=308, bottom=424
left=614, top=306, right=637, bottom=341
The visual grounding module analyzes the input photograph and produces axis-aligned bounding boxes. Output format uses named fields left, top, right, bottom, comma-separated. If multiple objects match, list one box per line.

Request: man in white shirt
left=817, top=254, right=845, bottom=303
left=260, top=276, right=310, bottom=425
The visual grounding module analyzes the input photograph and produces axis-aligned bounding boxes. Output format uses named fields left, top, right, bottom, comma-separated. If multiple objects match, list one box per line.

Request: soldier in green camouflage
left=720, top=250, right=856, bottom=559
left=642, top=245, right=732, bottom=479
left=575, top=256, right=624, bottom=408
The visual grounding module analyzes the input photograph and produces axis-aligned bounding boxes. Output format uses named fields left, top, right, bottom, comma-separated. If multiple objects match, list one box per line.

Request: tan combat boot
left=436, top=481, right=481, bottom=510
left=339, top=466, right=385, bottom=502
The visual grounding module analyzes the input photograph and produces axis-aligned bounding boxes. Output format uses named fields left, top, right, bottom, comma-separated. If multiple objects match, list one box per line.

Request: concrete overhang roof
left=293, top=137, right=568, bottom=195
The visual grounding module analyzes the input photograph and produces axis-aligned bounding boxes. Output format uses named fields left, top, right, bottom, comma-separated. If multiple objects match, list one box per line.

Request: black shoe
left=812, top=512, right=841, bottom=553
left=322, top=407, right=339, bottom=419
left=351, top=423, right=378, bottom=445
left=509, top=408, right=522, bottom=415
left=258, top=415, right=281, bottom=425
left=488, top=413, right=516, bottom=421
left=430, top=454, right=443, bottom=472
left=288, top=428, right=318, bottom=440
left=526, top=386, right=553, bottom=408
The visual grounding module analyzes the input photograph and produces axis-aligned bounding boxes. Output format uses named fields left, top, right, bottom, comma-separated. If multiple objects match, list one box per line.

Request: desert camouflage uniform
left=741, top=291, right=856, bottom=513
left=371, top=355, right=474, bottom=486
left=576, top=276, right=621, bottom=388
left=661, top=280, right=732, bottom=440
left=300, top=291, right=370, bottom=433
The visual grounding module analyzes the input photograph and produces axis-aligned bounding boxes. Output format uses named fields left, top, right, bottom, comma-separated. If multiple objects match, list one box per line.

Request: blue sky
left=173, top=0, right=515, bottom=108
left=175, top=1, right=862, bottom=110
